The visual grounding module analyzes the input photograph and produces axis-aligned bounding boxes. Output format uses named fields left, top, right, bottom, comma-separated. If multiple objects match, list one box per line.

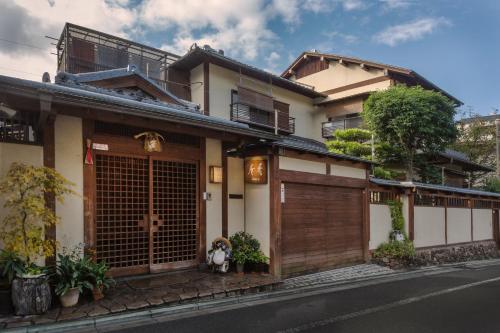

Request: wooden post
left=82, top=119, right=96, bottom=249
left=408, top=192, right=415, bottom=241
left=43, top=116, right=56, bottom=266
left=198, top=138, right=207, bottom=262
left=269, top=150, right=281, bottom=277
left=221, top=143, right=228, bottom=238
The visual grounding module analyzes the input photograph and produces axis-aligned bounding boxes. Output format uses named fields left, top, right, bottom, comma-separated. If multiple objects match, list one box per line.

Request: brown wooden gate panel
left=95, top=154, right=150, bottom=274
left=282, top=182, right=364, bottom=277
left=151, top=160, right=198, bottom=271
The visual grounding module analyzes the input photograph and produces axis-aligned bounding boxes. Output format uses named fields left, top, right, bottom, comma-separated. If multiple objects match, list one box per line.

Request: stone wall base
left=413, top=240, right=499, bottom=266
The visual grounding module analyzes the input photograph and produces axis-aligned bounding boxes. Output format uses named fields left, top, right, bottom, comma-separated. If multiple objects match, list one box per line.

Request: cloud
left=340, top=0, right=365, bottom=11
left=323, top=31, right=359, bottom=44
left=374, top=17, right=451, bottom=46
left=379, top=0, right=413, bottom=9
left=264, top=51, right=281, bottom=73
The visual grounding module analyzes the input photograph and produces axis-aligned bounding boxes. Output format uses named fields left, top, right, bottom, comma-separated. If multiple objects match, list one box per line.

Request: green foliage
left=452, top=111, right=496, bottom=187
left=326, top=140, right=372, bottom=159
left=85, top=260, right=115, bottom=291
left=373, top=240, right=415, bottom=259
left=229, top=232, right=268, bottom=265
left=373, top=166, right=404, bottom=180
left=333, top=128, right=372, bottom=142
left=483, top=177, right=500, bottom=193
left=0, top=250, right=26, bottom=284
left=0, top=163, right=75, bottom=264
left=363, top=85, right=457, bottom=180
left=387, top=200, right=405, bottom=233
left=416, top=159, right=443, bottom=185
left=54, top=248, right=93, bottom=296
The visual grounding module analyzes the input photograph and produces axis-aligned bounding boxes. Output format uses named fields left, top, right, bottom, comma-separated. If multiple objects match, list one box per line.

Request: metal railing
left=322, top=116, right=363, bottom=138
left=230, top=103, right=295, bottom=134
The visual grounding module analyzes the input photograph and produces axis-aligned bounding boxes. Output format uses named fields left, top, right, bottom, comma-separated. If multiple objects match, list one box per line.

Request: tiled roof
left=370, top=177, right=500, bottom=198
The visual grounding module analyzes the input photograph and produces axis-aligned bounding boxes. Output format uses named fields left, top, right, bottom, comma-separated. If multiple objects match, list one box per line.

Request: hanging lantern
left=134, top=132, right=165, bottom=153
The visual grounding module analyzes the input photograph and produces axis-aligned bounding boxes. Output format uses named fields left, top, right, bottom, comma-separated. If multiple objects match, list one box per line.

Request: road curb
left=7, top=260, right=500, bottom=333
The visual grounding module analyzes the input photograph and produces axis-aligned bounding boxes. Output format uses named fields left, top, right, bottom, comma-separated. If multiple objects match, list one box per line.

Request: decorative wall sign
left=134, top=132, right=165, bottom=153
left=245, top=158, right=267, bottom=184
left=92, top=143, right=109, bottom=151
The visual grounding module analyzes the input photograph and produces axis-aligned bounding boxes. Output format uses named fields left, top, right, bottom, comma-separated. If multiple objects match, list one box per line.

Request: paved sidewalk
left=282, top=264, right=394, bottom=289
left=0, top=270, right=280, bottom=330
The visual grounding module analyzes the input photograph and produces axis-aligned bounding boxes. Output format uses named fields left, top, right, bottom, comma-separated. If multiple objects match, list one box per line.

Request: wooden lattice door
left=95, top=154, right=198, bottom=276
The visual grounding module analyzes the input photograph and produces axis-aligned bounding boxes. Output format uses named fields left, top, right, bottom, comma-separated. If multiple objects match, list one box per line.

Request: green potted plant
left=0, top=163, right=74, bottom=315
left=229, top=232, right=268, bottom=273
left=85, top=260, right=114, bottom=301
left=0, top=250, right=25, bottom=314
left=54, top=249, right=92, bottom=307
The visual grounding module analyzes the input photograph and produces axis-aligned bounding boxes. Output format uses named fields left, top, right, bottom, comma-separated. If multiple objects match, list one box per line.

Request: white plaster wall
left=414, top=207, right=446, bottom=248
left=208, top=64, right=322, bottom=141
left=244, top=156, right=270, bottom=257
left=327, top=80, right=392, bottom=100
left=473, top=209, right=493, bottom=241
left=294, top=62, right=386, bottom=92
left=279, top=156, right=325, bottom=174
left=227, top=157, right=245, bottom=237
left=190, top=63, right=204, bottom=110
left=369, top=204, right=392, bottom=250
left=54, top=115, right=84, bottom=251
left=447, top=208, right=472, bottom=244
left=205, top=138, right=222, bottom=249
left=330, top=164, right=366, bottom=179
left=402, top=195, right=410, bottom=236
left=0, top=143, right=43, bottom=250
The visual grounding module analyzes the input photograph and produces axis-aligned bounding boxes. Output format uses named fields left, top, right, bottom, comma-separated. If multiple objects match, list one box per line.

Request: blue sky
left=0, top=0, right=499, bottom=115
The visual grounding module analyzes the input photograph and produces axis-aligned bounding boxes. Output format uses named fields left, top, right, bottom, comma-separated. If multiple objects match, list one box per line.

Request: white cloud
left=340, top=0, right=365, bottom=11
left=374, top=17, right=451, bottom=46
left=269, top=0, right=301, bottom=26
left=264, top=51, right=281, bottom=73
left=379, top=0, right=412, bottom=10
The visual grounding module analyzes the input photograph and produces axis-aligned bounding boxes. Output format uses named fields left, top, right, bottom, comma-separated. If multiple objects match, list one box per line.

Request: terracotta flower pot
left=60, top=288, right=80, bottom=308
left=92, top=286, right=104, bottom=301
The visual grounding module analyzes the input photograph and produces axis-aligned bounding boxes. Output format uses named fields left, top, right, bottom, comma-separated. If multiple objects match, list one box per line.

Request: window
left=0, top=105, right=40, bottom=144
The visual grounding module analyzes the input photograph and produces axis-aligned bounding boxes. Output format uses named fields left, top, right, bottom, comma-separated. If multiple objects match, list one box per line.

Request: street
left=102, top=264, right=500, bottom=333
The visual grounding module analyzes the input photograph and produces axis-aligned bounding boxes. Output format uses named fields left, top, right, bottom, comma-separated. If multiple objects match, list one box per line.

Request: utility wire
left=0, top=37, right=48, bottom=51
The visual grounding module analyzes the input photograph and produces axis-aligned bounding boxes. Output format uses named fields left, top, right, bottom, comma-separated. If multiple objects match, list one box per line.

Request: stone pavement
left=282, top=264, right=394, bottom=289
left=0, top=270, right=280, bottom=330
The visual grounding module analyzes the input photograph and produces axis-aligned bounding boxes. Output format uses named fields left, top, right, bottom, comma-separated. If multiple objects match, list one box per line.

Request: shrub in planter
left=229, top=232, right=268, bottom=273
left=54, top=248, right=93, bottom=308
left=0, top=163, right=74, bottom=315
left=85, top=260, right=115, bottom=301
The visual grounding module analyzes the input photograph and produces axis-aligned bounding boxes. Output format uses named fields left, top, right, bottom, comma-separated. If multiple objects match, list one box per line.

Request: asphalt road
left=104, top=264, right=500, bottom=333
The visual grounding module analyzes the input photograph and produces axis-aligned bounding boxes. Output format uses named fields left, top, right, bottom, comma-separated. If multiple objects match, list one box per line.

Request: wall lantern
left=209, top=166, right=223, bottom=184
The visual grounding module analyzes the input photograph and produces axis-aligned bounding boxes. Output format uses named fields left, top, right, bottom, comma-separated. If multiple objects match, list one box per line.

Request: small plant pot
left=92, top=286, right=104, bottom=301
left=59, top=288, right=80, bottom=308
left=236, top=263, right=245, bottom=274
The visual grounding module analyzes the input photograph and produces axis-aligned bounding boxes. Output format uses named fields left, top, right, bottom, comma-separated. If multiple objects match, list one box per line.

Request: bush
left=54, top=248, right=93, bottom=296
left=229, top=232, right=268, bottom=265
left=483, top=177, right=500, bottom=193
left=326, top=140, right=372, bottom=158
left=333, top=128, right=372, bottom=142
left=373, top=240, right=415, bottom=260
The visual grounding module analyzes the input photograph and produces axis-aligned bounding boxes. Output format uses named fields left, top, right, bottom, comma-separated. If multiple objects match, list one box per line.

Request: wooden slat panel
left=281, top=182, right=363, bottom=277
left=237, top=85, right=274, bottom=112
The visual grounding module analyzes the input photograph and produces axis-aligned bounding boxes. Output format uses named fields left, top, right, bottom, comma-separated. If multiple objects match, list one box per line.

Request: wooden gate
left=95, top=153, right=198, bottom=276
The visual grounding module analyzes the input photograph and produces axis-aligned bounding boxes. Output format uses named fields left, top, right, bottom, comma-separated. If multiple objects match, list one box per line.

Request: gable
left=294, top=57, right=329, bottom=79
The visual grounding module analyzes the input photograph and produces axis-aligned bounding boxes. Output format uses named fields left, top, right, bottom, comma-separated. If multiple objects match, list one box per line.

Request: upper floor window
left=0, top=104, right=40, bottom=145
left=230, top=88, right=295, bottom=134
left=322, top=113, right=363, bottom=138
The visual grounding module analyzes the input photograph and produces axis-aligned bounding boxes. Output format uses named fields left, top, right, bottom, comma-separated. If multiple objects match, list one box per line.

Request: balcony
left=230, top=103, right=295, bottom=134
left=322, top=116, right=363, bottom=138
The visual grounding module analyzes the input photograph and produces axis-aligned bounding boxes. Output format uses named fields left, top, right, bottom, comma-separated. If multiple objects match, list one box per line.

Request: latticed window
left=0, top=105, right=40, bottom=144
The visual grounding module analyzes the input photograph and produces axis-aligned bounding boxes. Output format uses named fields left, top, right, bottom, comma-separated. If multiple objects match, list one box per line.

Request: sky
left=0, top=0, right=499, bottom=116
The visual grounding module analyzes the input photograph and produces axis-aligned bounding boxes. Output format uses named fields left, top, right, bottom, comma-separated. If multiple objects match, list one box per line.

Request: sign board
left=245, top=158, right=267, bottom=184
left=92, top=143, right=109, bottom=151
left=281, top=183, right=285, bottom=203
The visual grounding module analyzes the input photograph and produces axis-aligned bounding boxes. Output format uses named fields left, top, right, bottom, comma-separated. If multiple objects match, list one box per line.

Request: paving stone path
left=0, top=270, right=280, bottom=330
left=282, top=264, right=394, bottom=289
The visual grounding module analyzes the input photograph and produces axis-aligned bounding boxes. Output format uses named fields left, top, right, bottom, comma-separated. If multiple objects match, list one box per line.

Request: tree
left=326, top=128, right=372, bottom=159
left=451, top=111, right=496, bottom=187
left=363, top=85, right=457, bottom=180
left=0, top=163, right=75, bottom=265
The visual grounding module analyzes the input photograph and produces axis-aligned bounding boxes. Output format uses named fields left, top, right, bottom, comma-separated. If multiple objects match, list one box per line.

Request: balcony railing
left=230, top=103, right=295, bottom=134
left=322, top=116, right=363, bottom=138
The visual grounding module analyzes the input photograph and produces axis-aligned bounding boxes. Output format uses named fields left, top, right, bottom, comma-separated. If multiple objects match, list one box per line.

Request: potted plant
left=54, top=249, right=92, bottom=307
left=86, top=260, right=114, bottom=301
left=0, top=163, right=74, bottom=315
left=229, top=232, right=268, bottom=274
left=0, top=250, right=25, bottom=314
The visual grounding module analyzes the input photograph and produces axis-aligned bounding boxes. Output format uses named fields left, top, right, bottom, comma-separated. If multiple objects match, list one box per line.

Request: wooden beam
left=320, top=76, right=391, bottom=96
left=82, top=119, right=96, bottom=249
left=269, top=150, right=281, bottom=277
left=43, top=115, right=56, bottom=266
left=362, top=187, right=370, bottom=262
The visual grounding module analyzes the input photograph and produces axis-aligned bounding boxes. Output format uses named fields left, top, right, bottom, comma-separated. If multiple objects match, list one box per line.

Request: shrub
left=229, top=232, right=268, bottom=265
left=387, top=200, right=405, bottom=233
left=54, top=248, right=93, bottom=296
left=333, top=128, right=372, bottom=142
left=373, top=240, right=415, bottom=260
left=483, top=177, right=500, bottom=193
left=326, top=140, right=372, bottom=158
